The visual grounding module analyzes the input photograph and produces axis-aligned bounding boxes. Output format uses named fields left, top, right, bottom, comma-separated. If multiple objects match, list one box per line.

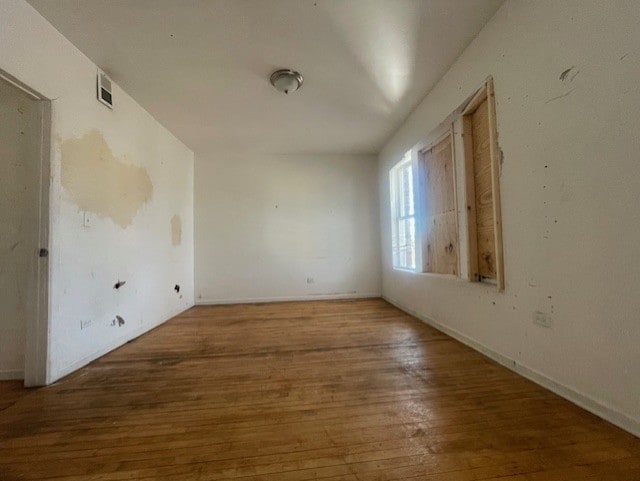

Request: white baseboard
left=383, top=295, right=640, bottom=439
left=48, top=305, right=194, bottom=384
left=195, top=292, right=381, bottom=305
left=0, top=370, right=23, bottom=381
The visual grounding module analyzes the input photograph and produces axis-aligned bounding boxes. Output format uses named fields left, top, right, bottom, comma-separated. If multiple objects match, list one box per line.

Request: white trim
left=48, top=305, right=191, bottom=383
left=0, top=71, right=41, bottom=100
left=25, top=99, right=51, bottom=387
left=0, top=370, right=24, bottom=381
left=391, top=267, right=418, bottom=274
left=0, top=69, right=51, bottom=387
left=196, top=293, right=381, bottom=306
left=383, top=295, right=640, bottom=439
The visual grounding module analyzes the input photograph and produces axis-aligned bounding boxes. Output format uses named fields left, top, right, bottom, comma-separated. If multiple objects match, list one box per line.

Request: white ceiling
left=28, top=0, right=504, bottom=155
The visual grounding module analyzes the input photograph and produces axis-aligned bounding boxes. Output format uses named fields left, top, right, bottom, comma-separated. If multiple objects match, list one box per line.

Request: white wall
left=379, top=0, right=640, bottom=436
left=195, top=153, right=380, bottom=303
left=0, top=0, right=194, bottom=383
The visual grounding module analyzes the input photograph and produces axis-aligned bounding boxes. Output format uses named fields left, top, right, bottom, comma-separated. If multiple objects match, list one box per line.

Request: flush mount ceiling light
left=270, top=69, right=304, bottom=94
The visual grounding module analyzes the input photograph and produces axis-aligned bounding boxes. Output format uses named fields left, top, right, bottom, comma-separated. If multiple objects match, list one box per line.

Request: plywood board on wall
left=470, top=97, right=497, bottom=279
left=420, top=133, right=458, bottom=275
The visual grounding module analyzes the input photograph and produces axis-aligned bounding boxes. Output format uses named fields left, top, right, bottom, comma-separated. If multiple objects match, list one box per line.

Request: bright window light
left=390, top=150, right=416, bottom=270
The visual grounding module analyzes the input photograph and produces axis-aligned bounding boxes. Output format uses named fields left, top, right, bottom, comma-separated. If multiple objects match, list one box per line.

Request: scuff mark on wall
left=545, top=88, right=576, bottom=104
left=559, top=66, right=579, bottom=83
left=171, top=214, right=182, bottom=246
left=60, top=129, right=153, bottom=228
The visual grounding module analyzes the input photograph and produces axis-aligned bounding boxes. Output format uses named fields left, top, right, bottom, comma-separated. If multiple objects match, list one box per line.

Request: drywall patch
left=60, top=129, right=153, bottom=228
left=171, top=214, right=182, bottom=246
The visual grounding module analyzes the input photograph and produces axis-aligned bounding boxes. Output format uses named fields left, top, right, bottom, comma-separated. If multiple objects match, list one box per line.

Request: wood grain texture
left=471, top=96, right=496, bottom=280
left=0, top=381, right=24, bottom=412
left=420, top=133, right=458, bottom=275
left=486, top=79, right=505, bottom=290
left=1, top=299, right=639, bottom=480
left=462, top=115, right=479, bottom=281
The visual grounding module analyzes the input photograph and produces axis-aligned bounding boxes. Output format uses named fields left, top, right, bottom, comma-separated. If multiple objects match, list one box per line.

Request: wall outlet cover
left=83, top=211, right=93, bottom=227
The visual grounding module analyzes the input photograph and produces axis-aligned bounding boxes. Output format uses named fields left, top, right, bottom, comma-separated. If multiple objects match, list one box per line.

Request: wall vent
left=97, top=69, right=113, bottom=109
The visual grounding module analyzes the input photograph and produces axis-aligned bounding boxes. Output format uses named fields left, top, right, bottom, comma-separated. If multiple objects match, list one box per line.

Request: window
left=388, top=76, right=504, bottom=289
left=390, top=151, right=416, bottom=270
left=461, top=78, right=504, bottom=289
left=417, top=129, right=459, bottom=275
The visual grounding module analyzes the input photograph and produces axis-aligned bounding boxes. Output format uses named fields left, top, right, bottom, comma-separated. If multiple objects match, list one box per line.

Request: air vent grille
left=97, top=69, right=113, bottom=109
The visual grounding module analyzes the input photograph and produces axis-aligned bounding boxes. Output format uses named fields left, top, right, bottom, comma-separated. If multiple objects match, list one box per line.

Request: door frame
left=0, top=69, right=51, bottom=387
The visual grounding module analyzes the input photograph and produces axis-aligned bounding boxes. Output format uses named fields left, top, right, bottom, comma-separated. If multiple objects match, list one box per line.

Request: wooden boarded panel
left=487, top=80, right=505, bottom=290
left=462, top=116, right=479, bottom=281
left=421, top=133, right=458, bottom=275
left=470, top=97, right=496, bottom=279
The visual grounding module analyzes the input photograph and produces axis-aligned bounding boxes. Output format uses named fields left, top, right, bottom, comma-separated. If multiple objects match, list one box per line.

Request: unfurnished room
left=1, top=0, right=639, bottom=479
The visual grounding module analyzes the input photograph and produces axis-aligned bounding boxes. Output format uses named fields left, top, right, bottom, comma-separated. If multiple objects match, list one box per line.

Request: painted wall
left=0, top=79, right=42, bottom=379
left=0, top=0, right=194, bottom=383
left=379, top=0, right=640, bottom=435
left=195, top=153, right=380, bottom=303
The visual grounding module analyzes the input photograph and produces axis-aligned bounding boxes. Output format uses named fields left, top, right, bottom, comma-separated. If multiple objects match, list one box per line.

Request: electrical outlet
left=533, top=310, right=552, bottom=328
left=306, top=277, right=315, bottom=284
left=83, top=211, right=93, bottom=228
left=80, top=319, right=92, bottom=330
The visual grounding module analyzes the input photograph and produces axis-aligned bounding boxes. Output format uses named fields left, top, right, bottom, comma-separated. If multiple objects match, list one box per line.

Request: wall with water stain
left=0, top=1, right=194, bottom=382
left=60, top=129, right=154, bottom=229
left=379, top=0, right=640, bottom=435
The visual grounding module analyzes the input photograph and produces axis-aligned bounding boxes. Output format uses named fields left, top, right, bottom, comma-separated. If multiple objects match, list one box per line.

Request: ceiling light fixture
left=270, top=69, right=304, bottom=94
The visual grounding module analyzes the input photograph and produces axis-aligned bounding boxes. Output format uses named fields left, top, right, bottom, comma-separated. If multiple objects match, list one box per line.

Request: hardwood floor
left=1, top=299, right=639, bottom=480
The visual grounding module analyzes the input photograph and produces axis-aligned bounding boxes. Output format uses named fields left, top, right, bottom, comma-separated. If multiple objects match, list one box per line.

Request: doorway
left=0, top=72, right=50, bottom=386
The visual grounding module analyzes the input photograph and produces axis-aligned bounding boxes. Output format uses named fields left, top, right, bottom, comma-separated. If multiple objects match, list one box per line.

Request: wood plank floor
left=1, top=299, right=639, bottom=480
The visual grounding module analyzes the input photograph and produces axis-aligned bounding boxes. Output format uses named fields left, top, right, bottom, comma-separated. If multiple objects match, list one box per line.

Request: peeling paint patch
left=171, top=214, right=182, bottom=246
left=60, top=129, right=153, bottom=228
